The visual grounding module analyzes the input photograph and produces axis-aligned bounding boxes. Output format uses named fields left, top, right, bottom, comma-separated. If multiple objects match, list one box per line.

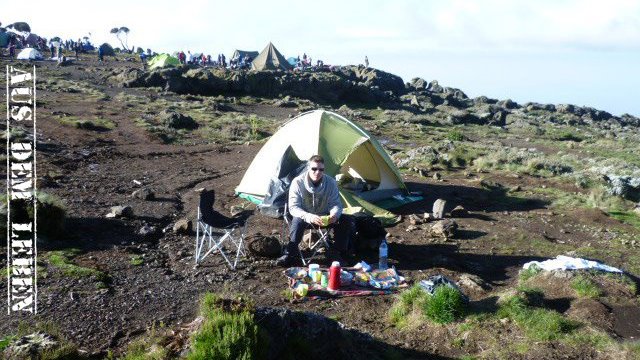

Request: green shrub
left=446, top=130, right=464, bottom=142
left=422, top=286, right=466, bottom=324
left=498, top=294, right=577, bottom=341
left=187, top=294, right=264, bottom=360
left=446, top=145, right=481, bottom=168
left=388, top=285, right=426, bottom=327
left=526, top=159, right=573, bottom=176
left=0, top=336, right=16, bottom=351
left=571, top=276, right=603, bottom=298
left=130, top=255, right=144, bottom=266
left=555, top=131, right=584, bottom=142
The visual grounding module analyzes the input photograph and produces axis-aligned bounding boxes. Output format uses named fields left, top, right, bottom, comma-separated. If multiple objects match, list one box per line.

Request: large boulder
left=117, top=65, right=404, bottom=104
left=183, top=68, right=229, bottom=95
left=159, top=110, right=198, bottom=129
left=442, top=86, right=468, bottom=100
left=427, top=80, right=444, bottom=93
left=488, top=110, right=507, bottom=126
left=581, top=107, right=613, bottom=122
left=2, top=332, right=74, bottom=359
left=474, top=95, right=498, bottom=105
left=445, top=110, right=480, bottom=125
left=108, top=205, right=133, bottom=218
left=246, top=233, right=281, bottom=258
left=604, top=175, right=640, bottom=200
left=173, top=219, right=192, bottom=234
left=408, top=77, right=428, bottom=91
left=620, top=114, right=640, bottom=127
left=430, top=219, right=458, bottom=239
left=497, top=98, right=519, bottom=110
left=255, top=307, right=376, bottom=360
left=524, top=102, right=555, bottom=112
left=336, top=65, right=406, bottom=94
left=393, top=146, right=440, bottom=168
left=556, top=103, right=584, bottom=116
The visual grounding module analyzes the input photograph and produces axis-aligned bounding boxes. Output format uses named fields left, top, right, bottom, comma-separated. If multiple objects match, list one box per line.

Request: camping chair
left=282, top=203, right=332, bottom=266
left=195, top=189, right=247, bottom=270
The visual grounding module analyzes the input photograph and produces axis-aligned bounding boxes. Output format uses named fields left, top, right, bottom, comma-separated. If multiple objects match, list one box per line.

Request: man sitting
left=277, top=155, right=355, bottom=267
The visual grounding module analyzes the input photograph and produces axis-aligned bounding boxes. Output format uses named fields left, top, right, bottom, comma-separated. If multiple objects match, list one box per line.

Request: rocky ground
left=1, top=53, right=639, bottom=359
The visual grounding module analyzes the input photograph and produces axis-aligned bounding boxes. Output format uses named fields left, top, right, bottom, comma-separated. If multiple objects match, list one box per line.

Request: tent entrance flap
left=339, top=190, right=400, bottom=226
left=373, top=194, right=424, bottom=210
left=257, top=146, right=306, bottom=218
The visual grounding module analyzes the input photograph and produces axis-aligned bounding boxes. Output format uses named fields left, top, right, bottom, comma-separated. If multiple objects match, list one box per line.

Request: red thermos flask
left=328, top=261, right=341, bottom=290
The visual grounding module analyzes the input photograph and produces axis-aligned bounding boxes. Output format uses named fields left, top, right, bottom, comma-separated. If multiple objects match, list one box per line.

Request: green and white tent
left=148, top=53, right=180, bottom=70
left=236, top=110, right=416, bottom=224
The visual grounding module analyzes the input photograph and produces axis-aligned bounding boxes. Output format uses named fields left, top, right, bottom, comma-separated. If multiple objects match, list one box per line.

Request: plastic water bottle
left=379, top=236, right=388, bottom=270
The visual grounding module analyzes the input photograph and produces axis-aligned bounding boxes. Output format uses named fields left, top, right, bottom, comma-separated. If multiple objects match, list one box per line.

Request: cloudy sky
left=5, top=0, right=640, bottom=115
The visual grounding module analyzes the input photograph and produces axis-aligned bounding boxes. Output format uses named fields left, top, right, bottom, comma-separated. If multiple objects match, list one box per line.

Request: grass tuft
left=130, top=255, right=144, bottom=266
left=571, top=275, right=603, bottom=298
left=187, top=293, right=265, bottom=360
left=608, top=210, right=640, bottom=229
left=446, top=130, right=464, bottom=141
left=422, top=286, right=466, bottom=324
left=498, top=293, right=578, bottom=341
left=388, top=285, right=426, bottom=327
left=47, top=250, right=110, bottom=286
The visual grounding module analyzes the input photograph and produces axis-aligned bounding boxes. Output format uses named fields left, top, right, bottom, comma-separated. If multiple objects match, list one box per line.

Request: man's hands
left=308, top=214, right=338, bottom=226
left=308, top=214, right=323, bottom=227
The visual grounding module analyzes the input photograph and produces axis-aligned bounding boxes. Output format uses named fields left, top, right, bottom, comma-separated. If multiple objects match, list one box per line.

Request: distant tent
left=287, top=57, right=297, bottom=66
left=99, top=43, right=115, bottom=56
left=16, top=48, right=43, bottom=60
left=148, top=53, right=180, bottom=70
left=231, top=49, right=258, bottom=62
left=251, top=42, right=293, bottom=71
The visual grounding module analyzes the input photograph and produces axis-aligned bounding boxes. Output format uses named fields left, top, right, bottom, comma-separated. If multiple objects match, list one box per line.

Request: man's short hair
left=308, top=155, right=324, bottom=164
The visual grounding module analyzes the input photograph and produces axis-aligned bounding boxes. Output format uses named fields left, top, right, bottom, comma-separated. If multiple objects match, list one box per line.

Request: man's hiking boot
left=276, top=254, right=296, bottom=267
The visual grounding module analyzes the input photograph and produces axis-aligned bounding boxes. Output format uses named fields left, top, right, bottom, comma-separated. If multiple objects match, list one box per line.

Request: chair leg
left=301, top=228, right=331, bottom=265
left=194, top=213, right=249, bottom=270
left=195, top=214, right=201, bottom=266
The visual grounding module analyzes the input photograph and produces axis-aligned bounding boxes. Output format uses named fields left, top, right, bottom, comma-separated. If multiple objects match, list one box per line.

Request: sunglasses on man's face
left=311, top=167, right=325, bottom=172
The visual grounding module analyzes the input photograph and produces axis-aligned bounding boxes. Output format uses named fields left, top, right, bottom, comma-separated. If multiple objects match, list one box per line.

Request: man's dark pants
left=285, top=214, right=355, bottom=257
